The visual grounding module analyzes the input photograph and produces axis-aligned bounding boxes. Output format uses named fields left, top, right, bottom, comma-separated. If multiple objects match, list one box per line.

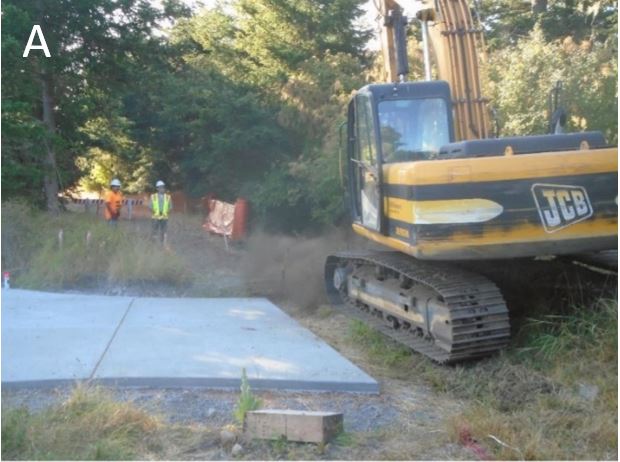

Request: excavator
left=325, top=0, right=618, bottom=363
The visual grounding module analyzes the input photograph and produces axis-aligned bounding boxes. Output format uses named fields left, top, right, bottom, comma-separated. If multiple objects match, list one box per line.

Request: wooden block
left=245, top=410, right=287, bottom=440
left=245, top=409, right=344, bottom=444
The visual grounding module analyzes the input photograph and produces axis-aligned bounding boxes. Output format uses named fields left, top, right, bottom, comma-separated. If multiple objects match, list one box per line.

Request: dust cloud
left=240, top=227, right=371, bottom=311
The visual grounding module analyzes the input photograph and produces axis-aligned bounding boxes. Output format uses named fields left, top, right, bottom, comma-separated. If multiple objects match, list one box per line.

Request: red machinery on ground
left=203, top=197, right=249, bottom=241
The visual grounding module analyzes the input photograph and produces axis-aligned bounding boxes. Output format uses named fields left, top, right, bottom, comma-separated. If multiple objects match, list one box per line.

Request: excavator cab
left=347, top=80, right=454, bottom=233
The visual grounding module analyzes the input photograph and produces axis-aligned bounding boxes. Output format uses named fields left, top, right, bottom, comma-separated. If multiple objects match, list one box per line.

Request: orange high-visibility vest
left=104, top=190, right=123, bottom=220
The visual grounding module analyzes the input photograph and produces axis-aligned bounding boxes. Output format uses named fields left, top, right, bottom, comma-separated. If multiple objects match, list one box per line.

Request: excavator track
left=325, top=251, right=510, bottom=363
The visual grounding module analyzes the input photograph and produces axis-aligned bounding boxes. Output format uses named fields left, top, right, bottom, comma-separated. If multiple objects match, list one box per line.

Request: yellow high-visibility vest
left=151, top=193, right=171, bottom=219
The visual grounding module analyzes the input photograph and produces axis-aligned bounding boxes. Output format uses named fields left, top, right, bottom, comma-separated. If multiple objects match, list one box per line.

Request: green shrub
left=1, top=407, right=30, bottom=458
left=485, top=26, right=618, bottom=143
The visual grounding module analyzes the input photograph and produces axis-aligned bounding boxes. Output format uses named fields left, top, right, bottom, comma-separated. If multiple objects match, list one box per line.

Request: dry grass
left=415, top=297, right=617, bottom=460
left=1, top=385, right=223, bottom=461
left=2, top=202, right=193, bottom=290
left=2, top=385, right=160, bottom=460
left=447, top=390, right=617, bottom=460
left=306, top=287, right=617, bottom=460
left=107, top=237, right=193, bottom=286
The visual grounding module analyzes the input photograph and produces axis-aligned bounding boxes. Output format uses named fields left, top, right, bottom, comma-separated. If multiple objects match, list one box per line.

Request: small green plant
left=233, top=368, right=262, bottom=425
left=333, top=431, right=354, bottom=447
left=270, top=434, right=289, bottom=456
left=348, top=320, right=412, bottom=368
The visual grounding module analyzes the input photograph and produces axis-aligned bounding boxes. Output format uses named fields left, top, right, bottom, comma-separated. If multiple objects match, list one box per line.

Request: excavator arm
left=378, top=0, right=407, bottom=83
left=378, top=0, right=491, bottom=140
left=425, top=0, right=491, bottom=140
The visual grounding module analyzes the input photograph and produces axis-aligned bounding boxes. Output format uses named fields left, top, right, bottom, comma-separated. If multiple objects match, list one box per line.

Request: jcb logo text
left=531, top=184, right=593, bottom=233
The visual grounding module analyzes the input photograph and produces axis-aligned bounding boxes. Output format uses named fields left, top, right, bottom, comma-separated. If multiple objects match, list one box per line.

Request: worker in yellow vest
left=150, top=180, right=172, bottom=245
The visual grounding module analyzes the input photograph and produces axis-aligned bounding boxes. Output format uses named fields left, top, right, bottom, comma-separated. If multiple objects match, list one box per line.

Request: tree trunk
left=41, top=73, right=59, bottom=213
left=531, top=0, right=548, bottom=15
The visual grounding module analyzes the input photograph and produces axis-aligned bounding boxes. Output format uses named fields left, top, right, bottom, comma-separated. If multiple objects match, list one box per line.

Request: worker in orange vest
left=104, top=178, right=123, bottom=225
left=150, top=180, right=172, bottom=244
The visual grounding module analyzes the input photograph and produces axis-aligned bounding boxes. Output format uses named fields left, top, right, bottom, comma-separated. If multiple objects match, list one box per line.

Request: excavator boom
left=427, top=0, right=491, bottom=140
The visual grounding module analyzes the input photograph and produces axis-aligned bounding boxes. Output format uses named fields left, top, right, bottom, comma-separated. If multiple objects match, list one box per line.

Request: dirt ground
left=3, top=218, right=614, bottom=460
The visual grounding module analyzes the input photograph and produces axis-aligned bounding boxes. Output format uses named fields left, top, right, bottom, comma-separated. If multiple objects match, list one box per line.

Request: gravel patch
left=2, top=385, right=401, bottom=433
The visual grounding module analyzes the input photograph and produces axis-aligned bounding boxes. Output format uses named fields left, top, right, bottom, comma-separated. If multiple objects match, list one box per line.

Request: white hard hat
left=155, top=180, right=165, bottom=187
left=110, top=178, right=121, bottom=187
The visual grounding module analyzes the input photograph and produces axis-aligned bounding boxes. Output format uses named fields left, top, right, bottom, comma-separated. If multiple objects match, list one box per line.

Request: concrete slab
left=2, top=290, right=133, bottom=384
left=2, top=290, right=378, bottom=393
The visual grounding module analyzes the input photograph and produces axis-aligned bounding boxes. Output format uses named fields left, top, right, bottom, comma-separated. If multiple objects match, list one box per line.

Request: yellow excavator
left=325, top=0, right=617, bottom=362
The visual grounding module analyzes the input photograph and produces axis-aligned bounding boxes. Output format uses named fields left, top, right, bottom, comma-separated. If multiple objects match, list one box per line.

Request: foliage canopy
left=2, top=0, right=617, bottom=231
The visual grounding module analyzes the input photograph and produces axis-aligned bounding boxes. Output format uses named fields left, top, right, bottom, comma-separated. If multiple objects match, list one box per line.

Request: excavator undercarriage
left=325, top=251, right=615, bottom=363
left=325, top=251, right=511, bottom=363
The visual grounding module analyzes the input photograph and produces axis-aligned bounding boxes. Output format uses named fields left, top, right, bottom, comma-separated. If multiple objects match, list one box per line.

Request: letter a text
left=23, top=25, right=51, bottom=57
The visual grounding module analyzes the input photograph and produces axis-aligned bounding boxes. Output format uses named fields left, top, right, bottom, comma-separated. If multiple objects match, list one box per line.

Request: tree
left=75, top=113, right=152, bottom=194
left=1, top=0, right=188, bottom=210
left=160, top=0, right=370, bottom=228
left=477, top=0, right=617, bottom=50
left=3, top=0, right=373, bottom=232
left=484, top=26, right=617, bottom=143
left=152, top=66, right=289, bottom=199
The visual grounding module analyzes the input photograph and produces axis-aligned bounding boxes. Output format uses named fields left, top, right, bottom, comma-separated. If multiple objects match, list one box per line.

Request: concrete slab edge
left=2, top=377, right=380, bottom=394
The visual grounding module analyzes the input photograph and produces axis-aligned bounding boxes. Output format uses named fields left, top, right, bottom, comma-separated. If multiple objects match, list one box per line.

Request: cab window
left=378, top=98, right=450, bottom=162
left=355, top=93, right=377, bottom=164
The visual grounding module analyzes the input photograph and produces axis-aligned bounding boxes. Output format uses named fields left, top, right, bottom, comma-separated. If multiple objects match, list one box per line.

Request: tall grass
left=1, top=200, right=47, bottom=273
left=347, top=294, right=617, bottom=460
left=517, top=297, right=617, bottom=366
left=445, top=297, right=617, bottom=460
left=2, top=201, right=193, bottom=290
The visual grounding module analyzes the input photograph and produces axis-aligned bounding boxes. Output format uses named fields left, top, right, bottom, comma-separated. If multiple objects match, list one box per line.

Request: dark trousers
left=151, top=219, right=168, bottom=244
